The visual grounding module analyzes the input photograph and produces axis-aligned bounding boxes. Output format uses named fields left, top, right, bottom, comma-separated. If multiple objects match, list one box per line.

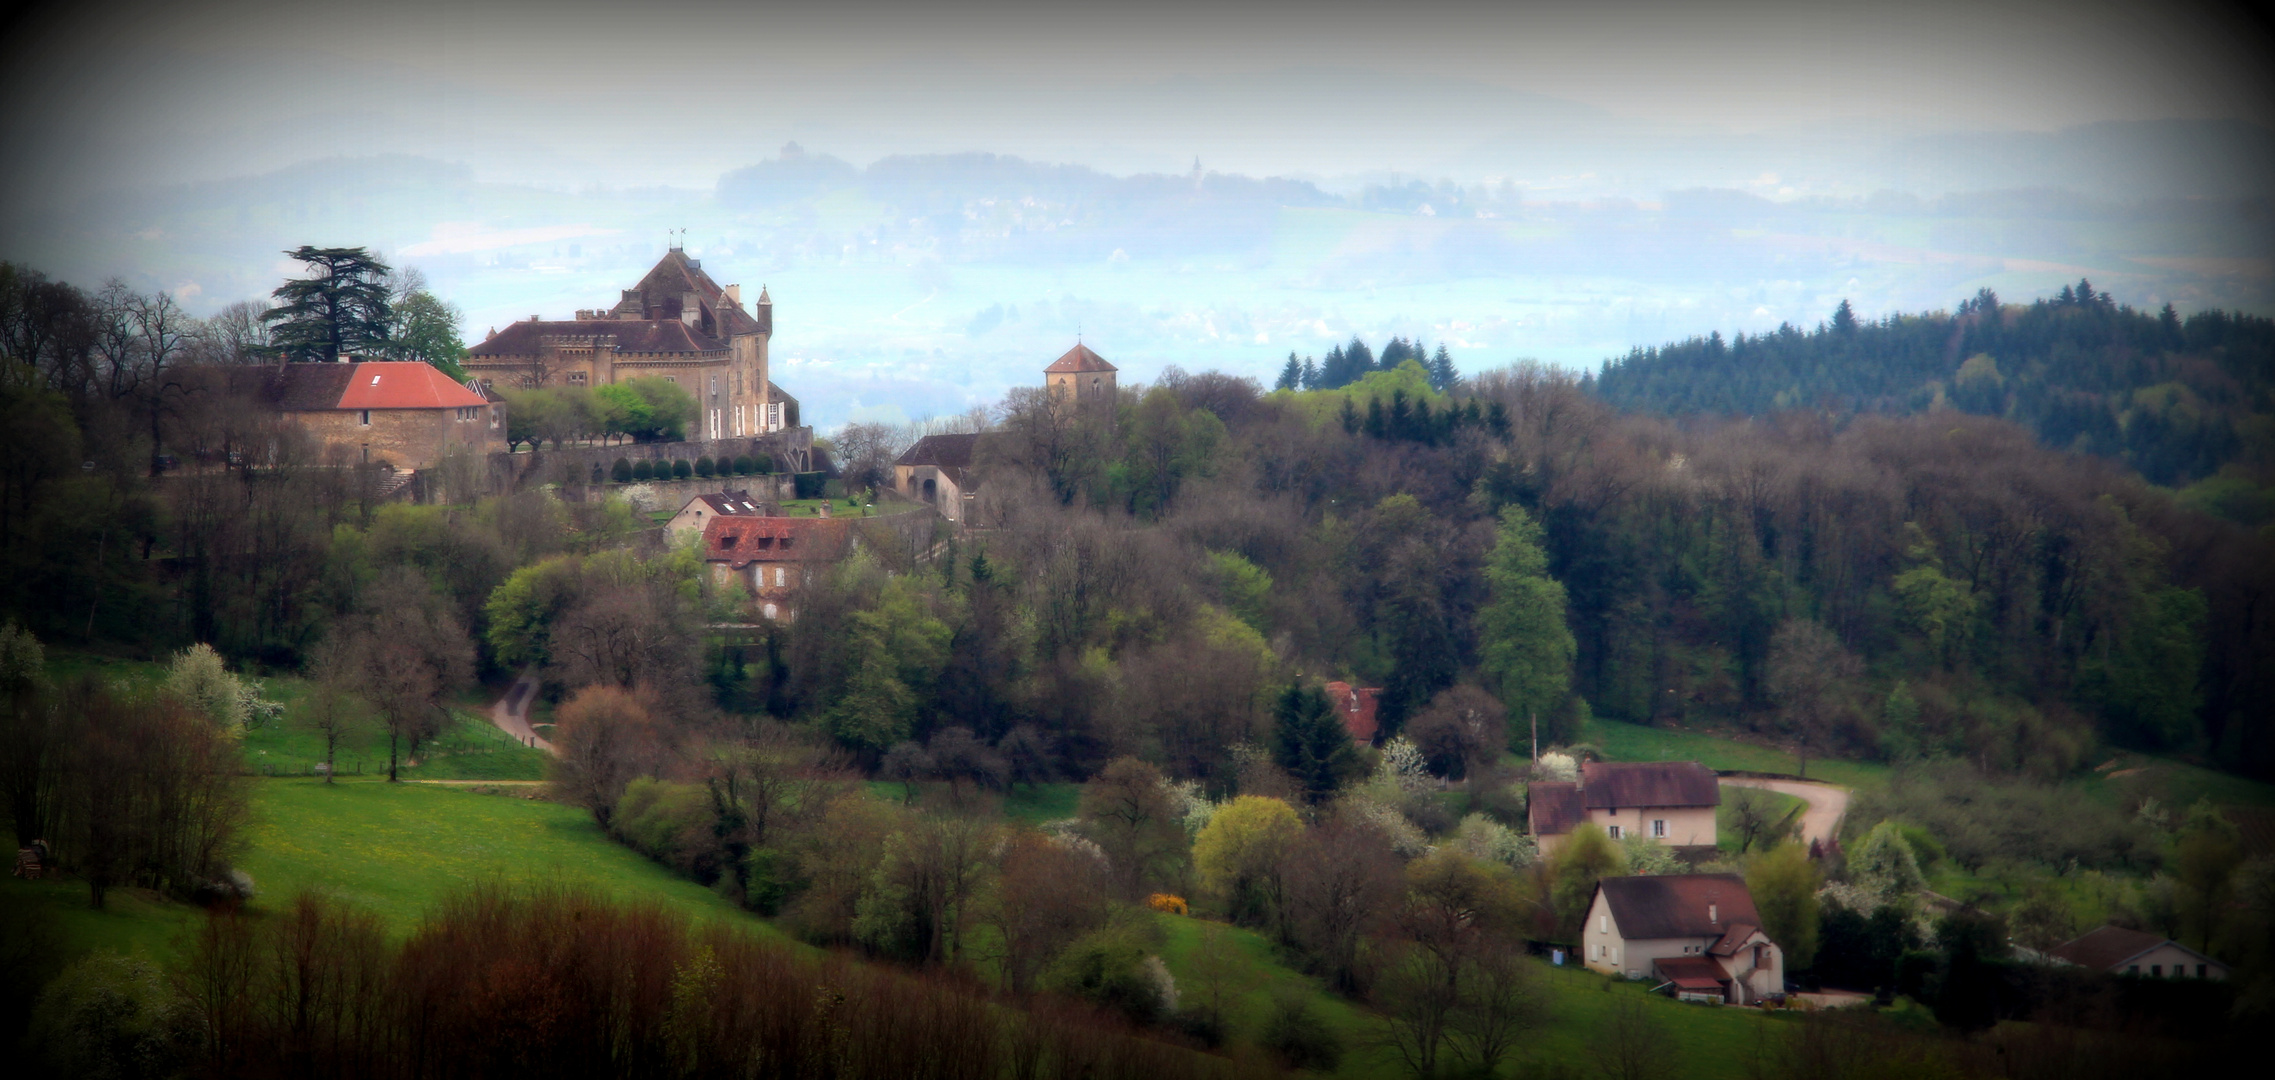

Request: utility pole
left=1531, top=710, right=1538, bottom=763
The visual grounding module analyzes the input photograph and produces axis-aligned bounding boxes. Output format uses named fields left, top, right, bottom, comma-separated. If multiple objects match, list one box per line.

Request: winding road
left=1718, top=776, right=1850, bottom=848
left=488, top=671, right=557, bottom=756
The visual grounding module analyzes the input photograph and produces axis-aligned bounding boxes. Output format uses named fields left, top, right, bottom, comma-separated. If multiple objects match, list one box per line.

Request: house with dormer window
left=1583, top=873, right=1785, bottom=1004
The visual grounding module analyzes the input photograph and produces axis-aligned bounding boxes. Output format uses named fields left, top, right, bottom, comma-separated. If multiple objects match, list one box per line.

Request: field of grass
left=237, top=778, right=760, bottom=934
left=1590, top=718, right=1889, bottom=790
left=1151, top=911, right=1792, bottom=1079
left=244, top=710, right=548, bottom=781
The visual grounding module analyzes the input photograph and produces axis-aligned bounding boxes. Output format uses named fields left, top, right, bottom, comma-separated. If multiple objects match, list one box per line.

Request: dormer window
left=1708, top=903, right=1718, bottom=923
left=720, top=536, right=737, bottom=550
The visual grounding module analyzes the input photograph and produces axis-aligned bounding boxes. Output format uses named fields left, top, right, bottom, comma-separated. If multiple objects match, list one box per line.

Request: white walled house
left=1583, top=874, right=1785, bottom=1004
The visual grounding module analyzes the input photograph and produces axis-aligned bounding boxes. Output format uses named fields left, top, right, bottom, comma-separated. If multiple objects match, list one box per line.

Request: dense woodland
left=3, top=255, right=2271, bottom=1073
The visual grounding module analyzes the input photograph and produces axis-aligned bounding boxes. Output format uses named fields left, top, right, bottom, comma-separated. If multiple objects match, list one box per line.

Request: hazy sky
left=3, top=0, right=2271, bottom=199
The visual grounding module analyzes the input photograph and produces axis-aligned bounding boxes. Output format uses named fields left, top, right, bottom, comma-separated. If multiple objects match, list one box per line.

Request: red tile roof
left=333, top=362, right=490, bottom=410
left=1528, top=780, right=1586, bottom=837
left=688, top=491, right=766, bottom=517
left=1597, top=874, right=1761, bottom=941
left=1045, top=343, right=1116, bottom=373
left=1580, top=761, right=1721, bottom=809
left=703, top=515, right=852, bottom=566
left=2047, top=926, right=2176, bottom=972
left=1323, top=681, right=1380, bottom=742
left=1652, top=955, right=1729, bottom=990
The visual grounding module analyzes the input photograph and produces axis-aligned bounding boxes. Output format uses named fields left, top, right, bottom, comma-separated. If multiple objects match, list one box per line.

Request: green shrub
left=753, top=453, right=774, bottom=474
left=672, top=459, right=692, bottom=480
left=695, top=456, right=714, bottom=478
left=631, top=460, right=655, bottom=482
left=28, top=951, right=188, bottom=1079
left=1260, top=992, right=1342, bottom=1072
left=611, top=778, right=715, bottom=878
left=611, top=458, right=632, bottom=483
left=1043, top=916, right=1171, bottom=1024
left=732, top=455, right=754, bottom=475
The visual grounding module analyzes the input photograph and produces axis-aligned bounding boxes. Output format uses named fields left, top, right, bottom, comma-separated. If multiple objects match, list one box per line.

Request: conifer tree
left=1272, top=683, right=1360, bottom=802
left=1276, top=352, right=1302, bottom=391
left=265, top=246, right=395, bottom=362
left=1428, top=343, right=1457, bottom=392
left=1477, top=505, right=1574, bottom=736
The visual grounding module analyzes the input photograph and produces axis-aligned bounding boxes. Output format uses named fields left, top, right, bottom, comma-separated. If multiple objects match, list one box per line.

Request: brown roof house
left=1530, top=761, right=1721, bottom=857
left=466, top=248, right=789, bottom=441
left=1324, top=682, right=1383, bottom=743
left=1584, top=874, right=1785, bottom=1003
left=667, top=490, right=769, bottom=544
left=223, top=360, right=504, bottom=470
left=2048, top=926, right=2229, bottom=981
left=1044, top=342, right=1117, bottom=411
left=893, top=433, right=986, bottom=525
left=704, top=515, right=855, bottom=622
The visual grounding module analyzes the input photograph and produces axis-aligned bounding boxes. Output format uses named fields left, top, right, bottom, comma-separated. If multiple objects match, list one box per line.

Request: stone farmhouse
left=220, top=360, right=504, bottom=469
left=1530, top=760, right=1721, bottom=857
left=2048, top=925, right=2229, bottom=980
left=1584, top=873, right=1785, bottom=1004
left=465, top=248, right=791, bottom=440
left=703, top=515, right=854, bottom=622
left=666, top=490, right=769, bottom=544
left=893, top=433, right=982, bottom=525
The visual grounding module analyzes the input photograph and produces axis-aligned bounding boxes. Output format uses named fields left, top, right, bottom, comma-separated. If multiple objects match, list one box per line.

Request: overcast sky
left=3, top=0, right=2270, bottom=200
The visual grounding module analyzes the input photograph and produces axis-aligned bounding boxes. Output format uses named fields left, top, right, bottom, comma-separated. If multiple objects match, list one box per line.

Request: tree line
left=1590, top=285, right=2275, bottom=491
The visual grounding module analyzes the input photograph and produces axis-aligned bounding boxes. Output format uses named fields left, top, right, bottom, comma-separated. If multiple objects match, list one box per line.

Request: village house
left=893, top=433, right=983, bottom=524
left=222, top=360, right=505, bottom=469
left=1584, top=873, right=1785, bottom=1004
left=666, top=490, right=768, bottom=544
left=1530, top=760, right=1720, bottom=857
left=1324, top=681, right=1382, bottom=743
left=703, top=514, right=854, bottom=622
left=2048, top=925, right=2229, bottom=980
left=464, top=248, right=789, bottom=440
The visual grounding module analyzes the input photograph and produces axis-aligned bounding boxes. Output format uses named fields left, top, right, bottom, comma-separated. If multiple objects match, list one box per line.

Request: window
left=567, top=372, right=588, bottom=385
left=774, top=567, right=786, bottom=587
left=1608, top=825, right=1622, bottom=840
left=2199, top=964, right=2208, bottom=978
left=358, top=410, right=371, bottom=426
left=1653, top=819, right=1666, bottom=838
left=2151, top=965, right=2161, bottom=977
left=664, top=375, right=677, bottom=384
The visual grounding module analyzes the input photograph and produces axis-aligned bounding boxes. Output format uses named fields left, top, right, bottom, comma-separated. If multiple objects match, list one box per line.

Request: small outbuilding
left=667, top=490, right=768, bottom=543
left=893, top=433, right=985, bottom=524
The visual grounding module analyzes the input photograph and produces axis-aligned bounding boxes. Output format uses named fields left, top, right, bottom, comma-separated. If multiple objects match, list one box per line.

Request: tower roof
left=1045, top=343, right=1116, bottom=374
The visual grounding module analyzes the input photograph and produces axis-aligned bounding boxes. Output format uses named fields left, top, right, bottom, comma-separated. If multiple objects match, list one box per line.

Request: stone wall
left=555, top=474, right=797, bottom=515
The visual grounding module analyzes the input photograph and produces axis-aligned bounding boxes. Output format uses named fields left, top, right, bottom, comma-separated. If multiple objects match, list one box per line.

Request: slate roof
left=616, top=250, right=766, bottom=338
left=895, top=433, right=984, bottom=469
left=1597, top=874, right=1760, bottom=941
left=223, top=362, right=483, bottom=411
left=2047, top=926, right=2190, bottom=971
left=1044, top=343, right=1116, bottom=373
left=1580, top=761, right=1721, bottom=809
left=1528, top=781, right=1587, bottom=837
left=703, top=516, right=852, bottom=566
left=766, top=380, right=798, bottom=406
left=468, top=319, right=728, bottom=358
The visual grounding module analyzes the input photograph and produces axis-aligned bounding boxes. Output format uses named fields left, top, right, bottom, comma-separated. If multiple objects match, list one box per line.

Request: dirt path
left=489, top=672, right=556, bottom=756
left=1719, top=777, right=1850, bottom=847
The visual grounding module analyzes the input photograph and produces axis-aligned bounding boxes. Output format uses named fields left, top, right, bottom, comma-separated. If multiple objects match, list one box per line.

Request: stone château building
left=464, top=248, right=791, bottom=440
left=1044, top=342, right=1117, bottom=409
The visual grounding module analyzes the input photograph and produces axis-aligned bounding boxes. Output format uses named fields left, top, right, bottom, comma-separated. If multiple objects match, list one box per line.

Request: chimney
left=1709, top=903, right=1718, bottom=924
left=725, top=284, right=741, bottom=305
